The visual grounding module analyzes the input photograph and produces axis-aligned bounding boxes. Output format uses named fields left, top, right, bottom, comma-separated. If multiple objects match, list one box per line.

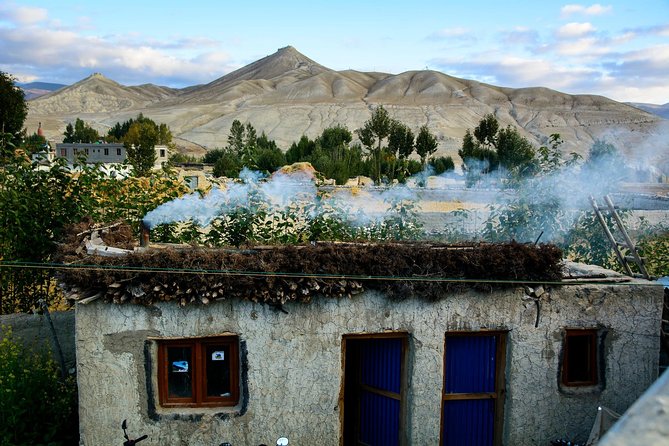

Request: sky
left=1, top=0, right=668, bottom=104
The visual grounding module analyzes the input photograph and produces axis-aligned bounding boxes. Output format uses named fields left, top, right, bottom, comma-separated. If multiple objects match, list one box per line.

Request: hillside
left=26, top=46, right=668, bottom=167
left=628, top=102, right=669, bottom=120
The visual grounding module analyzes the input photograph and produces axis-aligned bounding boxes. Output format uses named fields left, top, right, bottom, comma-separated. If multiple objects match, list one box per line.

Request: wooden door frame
left=440, top=330, right=507, bottom=446
left=340, top=332, right=410, bottom=446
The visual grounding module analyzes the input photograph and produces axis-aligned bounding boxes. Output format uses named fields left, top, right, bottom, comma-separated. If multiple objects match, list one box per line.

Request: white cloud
left=561, top=4, right=612, bottom=17
left=0, top=4, right=48, bottom=25
left=556, top=22, right=596, bottom=38
left=555, top=37, right=611, bottom=57
left=0, top=3, right=233, bottom=86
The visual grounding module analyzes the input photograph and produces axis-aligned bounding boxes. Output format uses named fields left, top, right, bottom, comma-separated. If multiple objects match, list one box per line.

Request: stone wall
left=0, top=310, right=76, bottom=370
left=75, top=282, right=662, bottom=445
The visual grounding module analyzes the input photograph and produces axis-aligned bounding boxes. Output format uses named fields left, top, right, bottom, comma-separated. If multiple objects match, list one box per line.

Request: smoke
left=143, top=167, right=419, bottom=231
left=143, top=131, right=667, bottom=245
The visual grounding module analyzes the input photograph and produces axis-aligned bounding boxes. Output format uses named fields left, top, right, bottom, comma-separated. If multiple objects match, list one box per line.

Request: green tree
left=473, top=113, right=498, bottom=149
left=20, top=132, right=48, bottom=155
left=213, top=149, right=242, bottom=178
left=124, top=121, right=158, bottom=176
left=286, top=135, right=317, bottom=164
left=202, top=148, right=226, bottom=164
left=429, top=156, right=455, bottom=175
left=0, top=71, right=27, bottom=149
left=496, top=125, right=535, bottom=175
left=255, top=145, right=286, bottom=173
left=62, top=118, right=100, bottom=143
left=356, top=105, right=392, bottom=183
left=388, top=121, right=415, bottom=181
left=319, top=125, right=353, bottom=150
left=415, top=125, right=438, bottom=167
left=227, top=120, right=245, bottom=155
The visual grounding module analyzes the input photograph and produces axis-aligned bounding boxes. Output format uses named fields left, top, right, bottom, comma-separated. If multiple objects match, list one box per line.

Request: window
left=60, top=148, right=67, bottom=157
left=104, top=148, right=109, bottom=156
left=441, top=331, right=506, bottom=446
left=160, top=149, right=166, bottom=158
left=85, top=148, right=90, bottom=155
left=342, top=333, right=409, bottom=446
left=117, top=148, right=122, bottom=156
left=157, top=336, right=239, bottom=407
left=562, top=329, right=598, bottom=386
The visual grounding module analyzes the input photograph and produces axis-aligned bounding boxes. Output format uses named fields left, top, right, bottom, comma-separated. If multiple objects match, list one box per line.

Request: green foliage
left=562, top=211, right=622, bottom=271
left=62, top=118, right=100, bottom=143
left=637, top=231, right=669, bottom=277
left=0, top=152, right=187, bottom=312
left=415, top=125, right=438, bottom=166
left=496, top=125, right=535, bottom=175
left=286, top=136, right=317, bottom=164
left=227, top=120, right=245, bottom=155
left=0, top=71, right=27, bottom=148
left=429, top=156, right=455, bottom=175
left=0, top=327, right=78, bottom=446
left=212, top=149, right=242, bottom=178
left=255, top=145, right=286, bottom=174
left=356, top=105, right=392, bottom=183
left=459, top=114, right=537, bottom=179
left=19, top=133, right=48, bottom=155
left=0, top=157, right=105, bottom=262
left=156, top=185, right=424, bottom=247
left=124, top=121, right=158, bottom=176
left=106, top=113, right=172, bottom=145
left=168, top=152, right=200, bottom=165
left=202, top=148, right=225, bottom=164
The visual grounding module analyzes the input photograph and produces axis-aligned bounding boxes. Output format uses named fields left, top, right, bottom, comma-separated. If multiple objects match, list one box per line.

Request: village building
left=54, top=142, right=169, bottom=169
left=62, top=230, right=664, bottom=446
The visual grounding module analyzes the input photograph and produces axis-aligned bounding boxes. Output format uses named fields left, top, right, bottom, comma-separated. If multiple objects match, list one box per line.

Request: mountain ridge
left=26, top=46, right=668, bottom=168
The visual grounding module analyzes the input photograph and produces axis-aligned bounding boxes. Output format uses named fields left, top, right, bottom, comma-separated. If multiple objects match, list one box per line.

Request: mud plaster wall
left=75, top=283, right=663, bottom=446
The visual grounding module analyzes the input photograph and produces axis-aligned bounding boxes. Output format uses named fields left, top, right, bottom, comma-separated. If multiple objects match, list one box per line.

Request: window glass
left=167, top=346, right=192, bottom=398
left=205, top=344, right=231, bottom=398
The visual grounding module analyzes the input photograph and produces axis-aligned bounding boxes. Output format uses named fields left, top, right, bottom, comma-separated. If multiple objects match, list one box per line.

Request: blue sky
left=1, top=0, right=668, bottom=103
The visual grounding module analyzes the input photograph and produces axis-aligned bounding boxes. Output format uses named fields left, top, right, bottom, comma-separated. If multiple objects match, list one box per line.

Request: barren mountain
left=628, top=102, right=669, bottom=120
left=26, top=46, right=668, bottom=166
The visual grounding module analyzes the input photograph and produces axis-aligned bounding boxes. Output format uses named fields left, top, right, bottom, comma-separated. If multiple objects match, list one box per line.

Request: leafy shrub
left=0, top=327, right=78, bottom=445
left=637, top=230, right=669, bottom=277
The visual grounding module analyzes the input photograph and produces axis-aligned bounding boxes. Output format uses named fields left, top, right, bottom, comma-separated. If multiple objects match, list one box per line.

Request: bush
left=429, top=156, right=455, bottom=175
left=0, top=327, right=78, bottom=445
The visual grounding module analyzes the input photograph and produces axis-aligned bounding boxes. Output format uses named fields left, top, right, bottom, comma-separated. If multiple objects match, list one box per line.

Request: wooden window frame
left=440, top=331, right=507, bottom=446
left=561, top=329, right=598, bottom=387
left=157, top=336, right=239, bottom=408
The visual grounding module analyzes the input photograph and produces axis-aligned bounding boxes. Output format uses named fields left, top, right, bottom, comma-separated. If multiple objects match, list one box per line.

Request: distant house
left=62, top=235, right=664, bottom=446
left=54, top=142, right=169, bottom=169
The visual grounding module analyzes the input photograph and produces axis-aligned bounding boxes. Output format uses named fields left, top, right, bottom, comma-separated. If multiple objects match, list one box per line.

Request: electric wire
left=0, top=260, right=662, bottom=287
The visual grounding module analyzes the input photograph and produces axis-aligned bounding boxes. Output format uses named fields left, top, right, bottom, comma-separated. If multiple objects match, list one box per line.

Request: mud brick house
left=61, top=228, right=663, bottom=446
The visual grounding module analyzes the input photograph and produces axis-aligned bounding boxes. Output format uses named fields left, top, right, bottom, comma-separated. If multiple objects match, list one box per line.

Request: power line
left=0, top=261, right=661, bottom=287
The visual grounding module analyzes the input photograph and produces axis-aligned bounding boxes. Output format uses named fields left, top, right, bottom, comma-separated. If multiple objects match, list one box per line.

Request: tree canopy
left=0, top=71, right=27, bottom=152
left=459, top=113, right=535, bottom=178
left=124, top=121, right=159, bottom=176
left=63, top=118, right=100, bottom=143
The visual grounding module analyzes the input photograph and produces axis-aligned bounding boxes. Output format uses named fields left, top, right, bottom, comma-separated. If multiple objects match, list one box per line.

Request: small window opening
left=562, top=329, right=598, bottom=386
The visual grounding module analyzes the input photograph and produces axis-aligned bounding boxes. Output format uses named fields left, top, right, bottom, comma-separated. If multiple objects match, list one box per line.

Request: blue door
left=344, top=336, right=407, bottom=446
left=441, top=333, right=506, bottom=446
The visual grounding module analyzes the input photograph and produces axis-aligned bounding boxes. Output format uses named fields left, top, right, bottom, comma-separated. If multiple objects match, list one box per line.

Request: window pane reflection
left=167, top=346, right=192, bottom=398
